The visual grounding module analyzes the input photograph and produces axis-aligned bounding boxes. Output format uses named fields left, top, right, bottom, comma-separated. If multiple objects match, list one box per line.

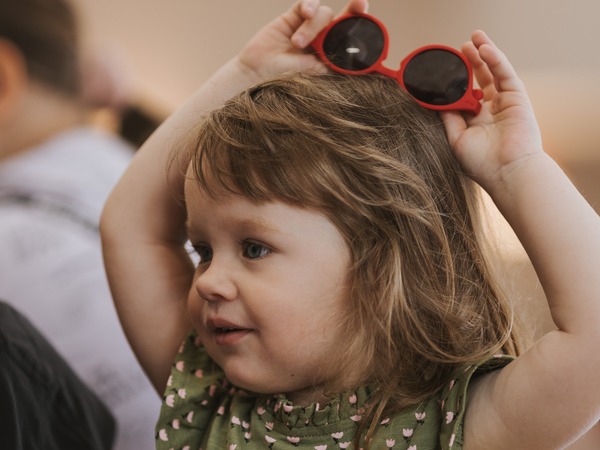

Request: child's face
left=184, top=175, right=352, bottom=406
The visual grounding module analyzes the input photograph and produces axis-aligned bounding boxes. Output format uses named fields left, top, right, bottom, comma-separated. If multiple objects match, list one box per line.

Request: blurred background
left=75, top=0, right=600, bottom=196
left=75, top=0, right=600, bottom=338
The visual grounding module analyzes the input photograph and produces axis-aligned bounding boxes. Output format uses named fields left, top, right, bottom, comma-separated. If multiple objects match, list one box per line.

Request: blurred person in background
left=0, top=0, right=160, bottom=448
left=0, top=300, right=117, bottom=450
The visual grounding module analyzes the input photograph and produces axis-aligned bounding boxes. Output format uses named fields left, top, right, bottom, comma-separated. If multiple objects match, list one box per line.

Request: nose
left=194, top=257, right=238, bottom=303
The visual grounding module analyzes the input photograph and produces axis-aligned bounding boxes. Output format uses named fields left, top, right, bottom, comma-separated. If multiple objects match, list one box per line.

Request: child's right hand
left=100, top=0, right=369, bottom=395
left=233, top=0, right=368, bottom=87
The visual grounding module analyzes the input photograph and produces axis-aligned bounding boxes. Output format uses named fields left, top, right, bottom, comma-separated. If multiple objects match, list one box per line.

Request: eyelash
left=190, top=240, right=272, bottom=264
left=190, top=243, right=212, bottom=264
left=241, top=240, right=271, bottom=260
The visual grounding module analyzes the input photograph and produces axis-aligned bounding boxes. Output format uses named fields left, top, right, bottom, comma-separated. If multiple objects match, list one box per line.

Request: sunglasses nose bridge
left=374, top=64, right=402, bottom=81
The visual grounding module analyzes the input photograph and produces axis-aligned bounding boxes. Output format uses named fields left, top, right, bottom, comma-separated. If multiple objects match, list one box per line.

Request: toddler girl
left=101, top=1, right=600, bottom=448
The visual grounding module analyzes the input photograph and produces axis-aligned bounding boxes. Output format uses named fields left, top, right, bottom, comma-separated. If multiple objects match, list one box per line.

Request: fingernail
left=292, top=33, right=305, bottom=48
left=304, top=0, right=317, bottom=15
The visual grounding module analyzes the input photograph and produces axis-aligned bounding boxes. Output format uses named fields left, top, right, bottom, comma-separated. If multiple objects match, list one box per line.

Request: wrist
left=232, top=54, right=263, bottom=87
left=486, top=151, right=554, bottom=203
left=198, top=56, right=263, bottom=110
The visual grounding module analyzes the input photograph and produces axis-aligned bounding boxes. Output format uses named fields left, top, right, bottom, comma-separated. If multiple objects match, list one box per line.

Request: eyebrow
left=231, top=217, right=280, bottom=234
left=185, top=217, right=280, bottom=238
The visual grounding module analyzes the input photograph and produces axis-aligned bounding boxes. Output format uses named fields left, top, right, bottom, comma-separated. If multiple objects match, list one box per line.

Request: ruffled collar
left=254, top=385, right=376, bottom=431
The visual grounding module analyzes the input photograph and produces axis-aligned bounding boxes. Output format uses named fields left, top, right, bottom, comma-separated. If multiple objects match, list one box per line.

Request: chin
left=225, top=372, right=276, bottom=396
left=215, top=360, right=268, bottom=394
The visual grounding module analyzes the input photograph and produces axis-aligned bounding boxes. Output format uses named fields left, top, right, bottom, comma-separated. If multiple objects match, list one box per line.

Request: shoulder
left=0, top=127, right=132, bottom=211
left=439, top=355, right=514, bottom=450
left=156, top=330, right=225, bottom=445
left=36, top=126, right=133, bottom=164
left=366, top=356, right=513, bottom=450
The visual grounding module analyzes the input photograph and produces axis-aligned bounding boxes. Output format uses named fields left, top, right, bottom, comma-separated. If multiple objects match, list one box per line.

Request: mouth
left=207, top=319, right=252, bottom=346
left=213, top=327, right=252, bottom=346
left=215, top=326, right=244, bottom=334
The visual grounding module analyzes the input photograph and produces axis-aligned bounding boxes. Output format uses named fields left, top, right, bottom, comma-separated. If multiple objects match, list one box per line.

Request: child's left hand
left=441, top=31, right=544, bottom=194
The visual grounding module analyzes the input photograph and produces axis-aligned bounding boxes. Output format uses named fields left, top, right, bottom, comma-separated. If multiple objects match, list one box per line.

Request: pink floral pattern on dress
left=155, top=330, right=513, bottom=450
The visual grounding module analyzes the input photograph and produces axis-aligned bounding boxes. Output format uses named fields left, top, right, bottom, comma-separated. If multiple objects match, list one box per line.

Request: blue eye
left=243, top=241, right=270, bottom=260
left=193, top=245, right=213, bottom=264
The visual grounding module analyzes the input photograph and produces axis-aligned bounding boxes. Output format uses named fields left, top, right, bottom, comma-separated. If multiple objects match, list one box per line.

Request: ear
left=0, top=38, right=28, bottom=123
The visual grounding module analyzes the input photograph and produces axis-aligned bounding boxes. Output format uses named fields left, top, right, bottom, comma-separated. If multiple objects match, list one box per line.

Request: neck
left=0, top=82, right=88, bottom=163
left=286, top=370, right=369, bottom=407
left=286, top=388, right=331, bottom=407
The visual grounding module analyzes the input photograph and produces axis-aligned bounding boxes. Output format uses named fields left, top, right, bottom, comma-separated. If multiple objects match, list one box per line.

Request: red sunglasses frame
left=310, top=13, right=483, bottom=114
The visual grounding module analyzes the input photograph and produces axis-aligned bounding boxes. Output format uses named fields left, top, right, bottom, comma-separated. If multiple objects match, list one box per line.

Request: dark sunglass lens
left=322, top=17, right=385, bottom=71
left=403, top=49, right=468, bottom=105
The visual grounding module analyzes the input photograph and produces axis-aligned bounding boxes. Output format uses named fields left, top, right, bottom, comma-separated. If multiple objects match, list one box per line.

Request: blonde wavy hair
left=184, top=72, right=523, bottom=444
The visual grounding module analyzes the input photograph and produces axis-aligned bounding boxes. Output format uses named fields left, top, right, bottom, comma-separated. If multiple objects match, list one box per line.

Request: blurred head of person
left=0, top=0, right=80, bottom=98
left=0, top=0, right=155, bottom=155
left=0, top=0, right=129, bottom=160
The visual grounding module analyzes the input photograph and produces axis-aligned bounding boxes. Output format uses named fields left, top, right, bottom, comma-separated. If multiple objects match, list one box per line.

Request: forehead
left=184, top=175, right=347, bottom=248
left=183, top=161, right=261, bottom=214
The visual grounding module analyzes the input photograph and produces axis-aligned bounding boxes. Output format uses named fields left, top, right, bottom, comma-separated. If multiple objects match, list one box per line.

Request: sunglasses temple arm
left=465, top=88, right=484, bottom=114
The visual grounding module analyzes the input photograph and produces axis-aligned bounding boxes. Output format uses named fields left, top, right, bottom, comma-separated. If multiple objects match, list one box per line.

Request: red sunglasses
left=310, top=13, right=483, bottom=114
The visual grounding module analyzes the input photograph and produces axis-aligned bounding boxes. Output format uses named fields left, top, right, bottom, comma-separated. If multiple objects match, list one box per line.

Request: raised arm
left=443, top=31, right=600, bottom=449
left=100, top=0, right=368, bottom=394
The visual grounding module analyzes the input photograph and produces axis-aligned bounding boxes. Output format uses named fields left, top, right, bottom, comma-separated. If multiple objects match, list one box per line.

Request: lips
left=206, top=318, right=252, bottom=346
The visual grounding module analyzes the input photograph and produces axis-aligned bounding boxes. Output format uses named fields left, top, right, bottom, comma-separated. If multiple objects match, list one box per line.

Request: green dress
left=156, top=330, right=511, bottom=450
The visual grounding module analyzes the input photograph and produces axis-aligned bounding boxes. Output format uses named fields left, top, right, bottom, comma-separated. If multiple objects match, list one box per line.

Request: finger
left=290, top=4, right=334, bottom=48
left=281, top=0, right=321, bottom=46
left=290, top=0, right=367, bottom=48
left=287, top=0, right=323, bottom=19
left=299, top=0, right=320, bottom=18
left=462, top=40, right=495, bottom=99
left=472, top=30, right=524, bottom=94
left=440, top=111, right=467, bottom=149
left=295, top=53, right=331, bottom=75
left=339, top=0, right=369, bottom=16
